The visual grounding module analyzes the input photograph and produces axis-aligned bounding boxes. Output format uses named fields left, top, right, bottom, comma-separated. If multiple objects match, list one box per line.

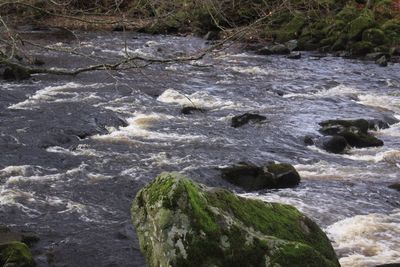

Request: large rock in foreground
left=132, top=173, right=340, bottom=267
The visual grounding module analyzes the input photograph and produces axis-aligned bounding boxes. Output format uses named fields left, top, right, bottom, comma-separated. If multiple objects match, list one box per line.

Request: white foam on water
left=378, top=122, right=400, bottom=137
left=357, top=94, right=400, bottom=114
left=0, top=165, right=40, bottom=178
left=283, top=84, right=359, bottom=98
left=326, top=210, right=400, bottom=267
left=93, top=112, right=206, bottom=143
left=140, top=152, right=193, bottom=168
left=228, top=66, right=275, bottom=76
left=6, top=173, right=61, bottom=184
left=8, top=82, right=104, bottom=109
left=294, top=160, right=380, bottom=181
left=46, top=145, right=107, bottom=157
left=0, top=188, right=41, bottom=216
left=157, top=88, right=240, bottom=110
left=342, top=149, right=400, bottom=167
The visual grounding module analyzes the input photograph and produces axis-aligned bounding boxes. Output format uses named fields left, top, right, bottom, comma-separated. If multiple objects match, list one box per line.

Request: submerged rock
left=181, top=106, right=205, bottom=115
left=132, top=173, right=340, bottom=267
left=319, top=119, right=384, bottom=148
left=220, top=162, right=300, bottom=190
left=3, top=66, right=31, bottom=80
left=231, top=113, right=266, bottom=128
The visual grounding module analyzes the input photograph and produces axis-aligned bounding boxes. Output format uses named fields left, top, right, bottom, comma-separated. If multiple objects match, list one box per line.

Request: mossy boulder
left=362, top=28, right=387, bottom=45
left=347, top=10, right=375, bottom=40
left=0, top=241, right=35, bottom=267
left=319, top=119, right=384, bottom=148
left=132, top=173, right=340, bottom=267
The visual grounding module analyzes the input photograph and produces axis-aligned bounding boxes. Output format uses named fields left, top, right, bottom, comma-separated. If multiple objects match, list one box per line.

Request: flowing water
left=0, top=32, right=399, bottom=267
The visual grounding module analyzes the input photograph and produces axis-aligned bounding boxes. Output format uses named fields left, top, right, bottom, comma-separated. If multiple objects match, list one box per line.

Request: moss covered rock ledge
left=132, top=172, right=340, bottom=267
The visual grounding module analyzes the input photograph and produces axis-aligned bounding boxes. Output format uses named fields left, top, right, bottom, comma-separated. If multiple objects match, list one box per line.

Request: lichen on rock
left=132, top=172, right=340, bottom=267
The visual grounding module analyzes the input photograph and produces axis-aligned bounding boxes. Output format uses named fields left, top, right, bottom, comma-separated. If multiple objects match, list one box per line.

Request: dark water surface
left=1, top=32, right=399, bottom=266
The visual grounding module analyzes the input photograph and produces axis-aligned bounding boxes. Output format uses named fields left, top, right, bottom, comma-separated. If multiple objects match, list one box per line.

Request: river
left=0, top=32, right=399, bottom=267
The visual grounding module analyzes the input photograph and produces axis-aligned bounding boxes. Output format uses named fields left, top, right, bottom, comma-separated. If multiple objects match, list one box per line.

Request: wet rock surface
left=231, top=113, right=266, bottom=128
left=319, top=119, right=384, bottom=149
left=132, top=173, right=339, bottom=267
left=221, top=162, right=301, bottom=190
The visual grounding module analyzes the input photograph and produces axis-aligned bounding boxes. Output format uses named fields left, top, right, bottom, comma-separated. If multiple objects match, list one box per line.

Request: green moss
left=276, top=13, right=307, bottom=42
left=331, top=35, right=348, bottom=51
left=266, top=163, right=296, bottom=176
left=336, top=4, right=359, bottom=21
left=270, top=242, right=338, bottom=267
left=132, top=173, right=339, bottom=267
left=362, top=28, right=387, bottom=45
left=0, top=241, right=35, bottom=267
left=348, top=9, right=375, bottom=40
left=381, top=19, right=400, bottom=44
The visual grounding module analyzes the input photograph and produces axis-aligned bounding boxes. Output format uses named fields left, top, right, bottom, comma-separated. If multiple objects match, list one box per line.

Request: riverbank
left=2, top=0, right=399, bottom=65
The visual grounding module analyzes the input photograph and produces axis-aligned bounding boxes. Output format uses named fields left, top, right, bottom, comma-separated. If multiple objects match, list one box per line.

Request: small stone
left=181, top=106, right=205, bottom=115
left=269, top=44, right=290, bottom=55
left=257, top=46, right=272, bottom=55
left=287, top=51, right=301, bottom=59
left=231, top=113, right=266, bottom=128
left=376, top=56, right=388, bottom=67
left=285, top=40, right=298, bottom=51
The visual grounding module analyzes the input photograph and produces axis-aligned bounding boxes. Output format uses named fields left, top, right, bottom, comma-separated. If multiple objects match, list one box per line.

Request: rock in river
left=221, top=162, right=301, bottom=191
left=132, top=172, right=340, bottom=267
left=181, top=106, right=205, bottom=115
left=231, top=113, right=266, bottom=128
left=321, top=135, right=349, bottom=154
left=319, top=119, right=384, bottom=148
